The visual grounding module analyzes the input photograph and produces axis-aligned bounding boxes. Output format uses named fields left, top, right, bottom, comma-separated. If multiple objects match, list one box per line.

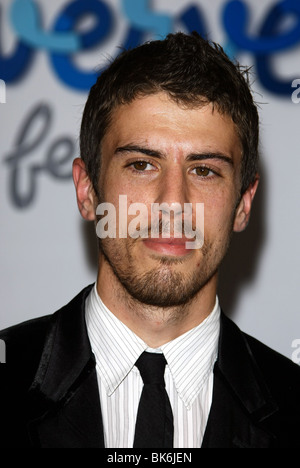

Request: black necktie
left=133, top=351, right=174, bottom=448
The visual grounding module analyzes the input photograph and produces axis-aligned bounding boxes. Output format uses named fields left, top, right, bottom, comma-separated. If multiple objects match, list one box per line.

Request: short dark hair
left=80, top=32, right=259, bottom=196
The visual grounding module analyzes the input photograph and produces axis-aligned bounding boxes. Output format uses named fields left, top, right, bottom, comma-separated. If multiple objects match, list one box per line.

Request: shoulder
left=234, top=317, right=300, bottom=422
left=219, top=313, right=300, bottom=445
left=0, top=284, right=93, bottom=383
left=0, top=315, right=51, bottom=360
left=0, top=315, right=52, bottom=390
left=221, top=312, right=300, bottom=382
left=220, top=312, right=300, bottom=412
left=243, top=331, right=300, bottom=393
left=243, top=331, right=300, bottom=446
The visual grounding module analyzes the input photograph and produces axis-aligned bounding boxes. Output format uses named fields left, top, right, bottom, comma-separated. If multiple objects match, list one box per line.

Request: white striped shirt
left=85, top=283, right=220, bottom=448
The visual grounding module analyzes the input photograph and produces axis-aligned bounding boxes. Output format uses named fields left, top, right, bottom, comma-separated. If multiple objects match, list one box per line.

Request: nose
left=154, top=164, right=189, bottom=212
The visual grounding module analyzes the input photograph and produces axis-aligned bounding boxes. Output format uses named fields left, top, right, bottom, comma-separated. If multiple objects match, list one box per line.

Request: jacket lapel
left=26, top=287, right=279, bottom=448
left=202, top=313, right=278, bottom=448
left=27, top=285, right=105, bottom=448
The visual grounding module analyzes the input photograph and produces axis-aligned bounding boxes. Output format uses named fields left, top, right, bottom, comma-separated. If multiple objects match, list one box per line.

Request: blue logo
left=0, top=0, right=299, bottom=94
left=223, top=0, right=300, bottom=95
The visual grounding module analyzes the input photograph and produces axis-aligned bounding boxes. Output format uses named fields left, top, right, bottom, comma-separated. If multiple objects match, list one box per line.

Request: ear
left=72, top=158, right=97, bottom=221
left=233, top=175, right=259, bottom=232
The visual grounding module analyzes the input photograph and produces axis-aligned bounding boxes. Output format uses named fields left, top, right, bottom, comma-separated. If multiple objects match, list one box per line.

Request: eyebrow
left=186, top=152, right=233, bottom=166
left=115, top=145, right=163, bottom=158
left=115, top=144, right=234, bottom=166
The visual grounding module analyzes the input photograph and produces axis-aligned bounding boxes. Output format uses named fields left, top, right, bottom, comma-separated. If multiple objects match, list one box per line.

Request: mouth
left=142, top=236, right=194, bottom=256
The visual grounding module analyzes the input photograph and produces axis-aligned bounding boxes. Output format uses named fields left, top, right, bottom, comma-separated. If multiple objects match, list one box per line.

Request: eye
left=130, top=161, right=154, bottom=171
left=191, top=166, right=215, bottom=178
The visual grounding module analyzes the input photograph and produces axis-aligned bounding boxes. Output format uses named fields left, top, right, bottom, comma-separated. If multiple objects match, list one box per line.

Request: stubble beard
left=98, top=233, right=230, bottom=312
left=95, top=190, right=235, bottom=316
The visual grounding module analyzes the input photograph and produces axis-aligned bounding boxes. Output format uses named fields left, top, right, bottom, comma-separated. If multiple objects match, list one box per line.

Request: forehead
left=102, top=92, right=241, bottom=160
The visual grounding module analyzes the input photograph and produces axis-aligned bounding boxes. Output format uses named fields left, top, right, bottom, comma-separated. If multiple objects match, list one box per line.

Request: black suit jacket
left=0, top=284, right=300, bottom=448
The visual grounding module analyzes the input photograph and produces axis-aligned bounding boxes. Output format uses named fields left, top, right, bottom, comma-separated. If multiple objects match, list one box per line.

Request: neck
left=96, top=257, right=218, bottom=348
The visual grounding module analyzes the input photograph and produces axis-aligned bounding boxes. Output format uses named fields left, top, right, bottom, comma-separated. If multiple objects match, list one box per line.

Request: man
left=0, top=32, right=299, bottom=448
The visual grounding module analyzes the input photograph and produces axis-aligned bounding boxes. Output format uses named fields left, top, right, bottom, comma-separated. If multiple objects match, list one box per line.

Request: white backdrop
left=0, top=0, right=299, bottom=363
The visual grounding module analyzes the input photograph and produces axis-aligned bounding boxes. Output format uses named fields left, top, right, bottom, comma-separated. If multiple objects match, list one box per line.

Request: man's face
left=96, top=92, right=249, bottom=307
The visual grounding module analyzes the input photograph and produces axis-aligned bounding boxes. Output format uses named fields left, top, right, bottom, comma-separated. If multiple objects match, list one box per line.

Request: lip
left=142, top=237, right=194, bottom=256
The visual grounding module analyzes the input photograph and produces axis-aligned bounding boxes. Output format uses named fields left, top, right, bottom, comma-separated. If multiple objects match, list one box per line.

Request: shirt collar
left=85, top=283, right=220, bottom=408
left=85, top=283, right=147, bottom=395
left=161, top=303, right=220, bottom=408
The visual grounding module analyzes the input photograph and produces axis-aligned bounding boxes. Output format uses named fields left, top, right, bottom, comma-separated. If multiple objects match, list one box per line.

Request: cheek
left=202, top=192, right=237, bottom=237
left=101, top=172, right=132, bottom=205
left=102, top=187, right=154, bottom=238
